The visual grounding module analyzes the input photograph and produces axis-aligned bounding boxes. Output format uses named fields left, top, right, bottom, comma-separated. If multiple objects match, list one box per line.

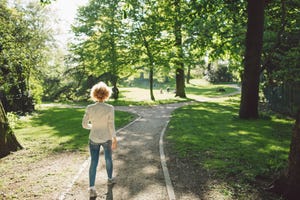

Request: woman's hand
left=112, top=137, right=117, bottom=150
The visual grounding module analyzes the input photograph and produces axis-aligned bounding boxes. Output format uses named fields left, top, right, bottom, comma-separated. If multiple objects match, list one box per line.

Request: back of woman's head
left=90, top=82, right=112, bottom=102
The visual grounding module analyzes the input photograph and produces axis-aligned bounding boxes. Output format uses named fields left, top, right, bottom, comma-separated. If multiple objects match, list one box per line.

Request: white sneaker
left=107, top=178, right=116, bottom=185
left=89, top=188, right=97, bottom=198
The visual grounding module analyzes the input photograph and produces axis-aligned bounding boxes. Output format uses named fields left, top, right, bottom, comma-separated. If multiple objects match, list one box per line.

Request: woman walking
left=82, top=82, right=117, bottom=198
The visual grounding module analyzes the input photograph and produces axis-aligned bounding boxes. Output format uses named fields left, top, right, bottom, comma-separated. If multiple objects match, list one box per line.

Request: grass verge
left=166, top=97, right=293, bottom=198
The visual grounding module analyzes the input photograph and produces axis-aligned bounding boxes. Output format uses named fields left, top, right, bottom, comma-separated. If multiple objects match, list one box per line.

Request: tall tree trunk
left=0, top=101, right=23, bottom=158
left=239, top=0, right=264, bottom=119
left=110, top=73, right=119, bottom=100
left=285, top=109, right=300, bottom=199
left=175, top=68, right=186, bottom=97
left=139, top=26, right=156, bottom=101
left=109, top=2, right=119, bottom=100
left=174, top=0, right=186, bottom=98
left=186, top=65, right=191, bottom=84
left=149, top=66, right=155, bottom=101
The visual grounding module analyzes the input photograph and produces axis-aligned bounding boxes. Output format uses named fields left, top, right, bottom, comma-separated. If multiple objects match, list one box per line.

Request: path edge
left=159, top=120, right=176, bottom=200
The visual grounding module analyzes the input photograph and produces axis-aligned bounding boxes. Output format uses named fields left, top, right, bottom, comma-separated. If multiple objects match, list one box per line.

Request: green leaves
left=1, top=2, right=54, bottom=111
left=70, top=0, right=130, bottom=82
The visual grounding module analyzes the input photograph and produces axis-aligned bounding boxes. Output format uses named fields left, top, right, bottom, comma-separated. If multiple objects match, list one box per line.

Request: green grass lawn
left=14, top=106, right=136, bottom=154
left=185, top=83, right=237, bottom=97
left=109, top=79, right=239, bottom=105
left=166, top=97, right=294, bottom=196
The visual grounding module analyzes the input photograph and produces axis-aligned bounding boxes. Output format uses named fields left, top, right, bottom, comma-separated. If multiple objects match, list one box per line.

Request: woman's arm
left=82, top=108, right=92, bottom=129
left=109, top=107, right=117, bottom=150
left=112, top=136, right=117, bottom=150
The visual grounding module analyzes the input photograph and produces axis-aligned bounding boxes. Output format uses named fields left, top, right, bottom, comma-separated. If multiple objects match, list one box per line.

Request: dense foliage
left=0, top=0, right=298, bottom=107
left=0, top=0, right=55, bottom=113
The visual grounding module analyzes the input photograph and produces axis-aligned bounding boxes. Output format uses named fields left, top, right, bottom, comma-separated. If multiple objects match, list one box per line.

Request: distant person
left=166, top=87, right=170, bottom=93
left=82, top=81, right=117, bottom=198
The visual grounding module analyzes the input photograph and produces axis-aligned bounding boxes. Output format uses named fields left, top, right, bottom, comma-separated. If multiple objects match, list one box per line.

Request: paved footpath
left=62, top=102, right=190, bottom=200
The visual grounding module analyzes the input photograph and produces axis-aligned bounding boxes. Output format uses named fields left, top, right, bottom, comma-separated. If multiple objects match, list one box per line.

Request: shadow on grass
left=166, top=100, right=293, bottom=199
left=29, top=107, right=135, bottom=152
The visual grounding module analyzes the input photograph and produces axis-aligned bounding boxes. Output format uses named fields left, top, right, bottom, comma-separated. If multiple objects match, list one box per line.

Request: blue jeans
left=89, top=140, right=113, bottom=187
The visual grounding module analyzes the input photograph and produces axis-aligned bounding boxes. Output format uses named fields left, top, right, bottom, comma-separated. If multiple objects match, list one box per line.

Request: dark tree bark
left=175, top=68, right=186, bottom=97
left=268, top=110, right=300, bottom=199
left=149, top=66, right=155, bottom=101
left=0, top=101, right=23, bottom=158
left=110, top=74, right=119, bottom=100
left=174, top=0, right=186, bottom=98
left=239, top=0, right=265, bottom=119
left=285, top=109, right=300, bottom=199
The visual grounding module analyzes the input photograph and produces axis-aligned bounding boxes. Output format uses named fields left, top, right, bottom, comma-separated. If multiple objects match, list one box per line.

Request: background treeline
left=0, top=0, right=58, bottom=114
left=1, top=0, right=299, bottom=114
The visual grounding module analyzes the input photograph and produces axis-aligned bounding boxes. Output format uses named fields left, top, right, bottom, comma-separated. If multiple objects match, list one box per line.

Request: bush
left=205, top=64, right=233, bottom=83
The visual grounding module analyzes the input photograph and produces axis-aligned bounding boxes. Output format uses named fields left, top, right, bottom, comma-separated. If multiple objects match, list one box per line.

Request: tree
left=0, top=0, right=54, bottom=157
left=123, top=0, right=171, bottom=101
left=1, top=1, right=54, bottom=113
left=0, top=101, right=23, bottom=158
left=262, top=0, right=300, bottom=84
left=285, top=108, right=300, bottom=199
left=239, top=0, right=265, bottom=119
left=173, top=0, right=186, bottom=98
left=0, top=2, right=35, bottom=114
left=270, top=109, right=300, bottom=199
left=70, top=0, right=130, bottom=100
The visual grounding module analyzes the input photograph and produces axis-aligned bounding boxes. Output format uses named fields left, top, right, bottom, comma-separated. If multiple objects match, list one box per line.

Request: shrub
left=205, top=64, right=233, bottom=83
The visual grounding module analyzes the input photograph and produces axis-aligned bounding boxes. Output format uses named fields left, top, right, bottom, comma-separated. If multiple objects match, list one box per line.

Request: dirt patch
left=0, top=148, right=88, bottom=200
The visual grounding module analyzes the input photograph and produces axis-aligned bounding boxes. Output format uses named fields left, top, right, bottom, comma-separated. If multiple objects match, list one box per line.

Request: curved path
left=62, top=102, right=191, bottom=200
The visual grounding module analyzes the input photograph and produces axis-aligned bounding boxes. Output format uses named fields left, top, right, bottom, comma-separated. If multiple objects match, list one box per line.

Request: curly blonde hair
left=90, top=82, right=112, bottom=102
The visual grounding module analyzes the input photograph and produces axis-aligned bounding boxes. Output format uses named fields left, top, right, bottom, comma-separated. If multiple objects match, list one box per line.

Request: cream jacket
left=82, top=102, right=116, bottom=143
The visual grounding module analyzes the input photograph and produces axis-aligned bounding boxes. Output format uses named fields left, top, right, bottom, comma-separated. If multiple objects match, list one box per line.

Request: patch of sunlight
left=189, top=79, right=211, bottom=86
left=268, top=145, right=288, bottom=152
left=240, top=140, right=254, bottom=145
left=262, top=125, right=273, bottom=130
left=271, top=117, right=293, bottom=124
left=195, top=105, right=220, bottom=113
left=119, top=87, right=178, bottom=101
left=228, top=130, right=253, bottom=136
left=236, top=130, right=260, bottom=137
left=57, top=135, right=73, bottom=142
left=142, top=166, right=159, bottom=175
left=257, top=145, right=284, bottom=154
left=238, top=130, right=250, bottom=135
left=16, top=125, right=55, bottom=137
